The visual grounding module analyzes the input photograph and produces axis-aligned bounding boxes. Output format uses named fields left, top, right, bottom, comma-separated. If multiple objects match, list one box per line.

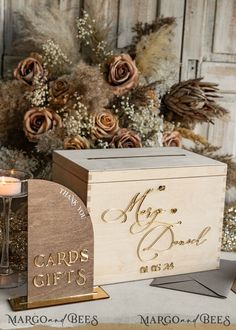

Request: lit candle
left=0, top=176, right=21, bottom=197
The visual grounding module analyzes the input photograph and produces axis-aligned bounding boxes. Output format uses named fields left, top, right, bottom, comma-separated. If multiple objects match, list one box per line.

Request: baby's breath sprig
left=42, top=39, right=72, bottom=74
left=94, top=139, right=109, bottom=149
left=25, top=75, right=49, bottom=107
left=111, top=95, right=163, bottom=147
left=62, top=93, right=93, bottom=138
left=76, top=11, right=113, bottom=65
left=111, top=96, right=135, bottom=124
left=129, top=103, right=163, bottom=147
left=76, top=12, right=93, bottom=44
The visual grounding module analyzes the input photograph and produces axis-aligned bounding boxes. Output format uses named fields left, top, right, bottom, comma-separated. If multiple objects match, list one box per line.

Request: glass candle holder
left=0, top=169, right=32, bottom=288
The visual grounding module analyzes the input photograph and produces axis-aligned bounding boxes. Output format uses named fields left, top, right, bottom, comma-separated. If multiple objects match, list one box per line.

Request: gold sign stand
left=9, top=287, right=108, bottom=311
left=8, top=179, right=109, bottom=311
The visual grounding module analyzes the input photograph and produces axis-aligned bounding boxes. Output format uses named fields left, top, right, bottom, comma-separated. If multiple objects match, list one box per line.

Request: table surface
left=0, top=252, right=235, bottom=329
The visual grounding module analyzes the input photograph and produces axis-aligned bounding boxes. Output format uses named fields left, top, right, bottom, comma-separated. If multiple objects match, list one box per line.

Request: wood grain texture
left=117, top=0, right=158, bottom=48
left=59, top=0, right=80, bottom=14
left=201, top=62, right=236, bottom=93
left=84, top=0, right=119, bottom=47
left=28, top=179, right=94, bottom=303
left=180, top=0, right=236, bottom=156
left=4, top=0, right=50, bottom=54
left=89, top=176, right=226, bottom=284
left=213, top=0, right=236, bottom=55
left=199, top=59, right=236, bottom=155
left=52, top=148, right=226, bottom=285
left=53, top=162, right=89, bottom=204
left=2, top=0, right=80, bottom=77
left=158, top=0, right=185, bottom=79
left=207, top=100, right=236, bottom=155
left=200, top=0, right=236, bottom=63
left=181, top=0, right=206, bottom=80
left=0, top=0, right=4, bottom=78
left=53, top=148, right=226, bottom=183
left=199, top=0, right=216, bottom=62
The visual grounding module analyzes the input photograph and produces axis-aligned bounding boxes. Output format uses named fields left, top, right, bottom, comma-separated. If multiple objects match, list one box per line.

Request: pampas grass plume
left=135, top=24, right=176, bottom=79
left=13, top=5, right=79, bottom=64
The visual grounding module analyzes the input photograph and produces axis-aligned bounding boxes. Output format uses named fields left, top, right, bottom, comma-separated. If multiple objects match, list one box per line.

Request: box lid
left=53, top=147, right=227, bottom=183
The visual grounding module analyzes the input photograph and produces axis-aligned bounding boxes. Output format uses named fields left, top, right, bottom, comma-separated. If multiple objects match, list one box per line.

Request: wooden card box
left=52, top=147, right=227, bottom=285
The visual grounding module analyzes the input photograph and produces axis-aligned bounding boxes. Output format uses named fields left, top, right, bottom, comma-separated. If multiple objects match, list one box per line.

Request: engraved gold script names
left=101, top=186, right=211, bottom=263
left=32, top=249, right=88, bottom=288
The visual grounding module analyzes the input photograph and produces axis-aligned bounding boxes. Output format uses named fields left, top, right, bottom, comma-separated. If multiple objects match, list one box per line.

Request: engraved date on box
left=140, top=262, right=174, bottom=274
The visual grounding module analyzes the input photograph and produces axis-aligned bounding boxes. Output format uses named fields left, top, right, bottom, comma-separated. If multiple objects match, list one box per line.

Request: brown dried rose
left=91, top=110, right=119, bottom=139
left=110, top=128, right=142, bottom=148
left=23, top=107, right=62, bottom=142
left=64, top=136, right=90, bottom=150
left=107, top=54, right=139, bottom=96
left=163, top=131, right=182, bottom=147
left=49, top=78, right=72, bottom=105
left=14, top=53, right=46, bottom=86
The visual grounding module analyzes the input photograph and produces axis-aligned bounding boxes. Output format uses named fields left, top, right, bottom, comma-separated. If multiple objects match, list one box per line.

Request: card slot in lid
left=86, top=154, right=187, bottom=160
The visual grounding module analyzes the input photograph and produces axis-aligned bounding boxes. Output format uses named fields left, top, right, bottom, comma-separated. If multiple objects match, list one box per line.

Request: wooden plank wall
left=0, top=0, right=184, bottom=78
left=159, top=0, right=185, bottom=80
left=1, top=0, right=81, bottom=77
left=182, top=0, right=236, bottom=156
left=1, top=0, right=236, bottom=157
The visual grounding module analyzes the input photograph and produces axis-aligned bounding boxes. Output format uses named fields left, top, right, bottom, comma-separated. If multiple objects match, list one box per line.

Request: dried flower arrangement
left=0, top=7, right=235, bottom=268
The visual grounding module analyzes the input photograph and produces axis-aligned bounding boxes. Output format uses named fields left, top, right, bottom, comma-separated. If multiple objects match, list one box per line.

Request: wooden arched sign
left=9, top=180, right=108, bottom=311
